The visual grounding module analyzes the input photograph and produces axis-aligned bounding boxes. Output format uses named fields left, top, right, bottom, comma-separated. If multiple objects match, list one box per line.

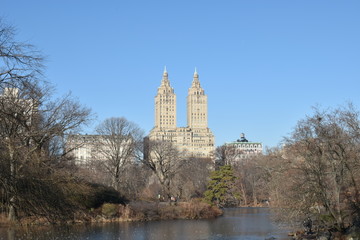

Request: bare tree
left=94, top=117, right=144, bottom=191
left=172, top=157, right=213, bottom=200
left=215, top=144, right=242, bottom=167
left=0, top=18, right=43, bottom=91
left=143, top=140, right=188, bottom=202
left=269, top=104, right=360, bottom=231
left=0, top=19, right=92, bottom=221
left=232, top=156, right=270, bottom=206
left=0, top=19, right=43, bottom=221
left=117, top=163, right=152, bottom=200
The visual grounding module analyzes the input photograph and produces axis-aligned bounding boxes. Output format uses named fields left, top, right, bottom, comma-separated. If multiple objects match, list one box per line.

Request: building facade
left=66, top=134, right=134, bottom=165
left=66, top=134, right=101, bottom=165
left=0, top=87, right=35, bottom=128
left=226, top=133, right=263, bottom=160
left=148, top=68, right=215, bottom=158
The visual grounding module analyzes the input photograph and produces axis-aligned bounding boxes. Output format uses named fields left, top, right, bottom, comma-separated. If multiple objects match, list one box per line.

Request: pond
left=0, top=208, right=290, bottom=240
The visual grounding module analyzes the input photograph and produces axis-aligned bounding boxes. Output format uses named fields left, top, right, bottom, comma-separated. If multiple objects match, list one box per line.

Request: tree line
left=212, top=104, right=360, bottom=232
left=75, top=118, right=213, bottom=204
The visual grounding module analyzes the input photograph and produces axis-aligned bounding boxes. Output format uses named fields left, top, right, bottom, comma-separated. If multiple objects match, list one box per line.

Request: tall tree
left=0, top=19, right=92, bottom=221
left=94, top=117, right=144, bottom=191
left=270, top=104, right=360, bottom=230
left=143, top=139, right=187, bottom=202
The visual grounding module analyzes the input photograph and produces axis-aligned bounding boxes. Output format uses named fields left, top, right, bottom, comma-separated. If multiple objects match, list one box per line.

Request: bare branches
left=0, top=19, right=93, bottom=222
left=94, top=117, right=144, bottom=190
left=270, top=104, right=360, bottom=230
left=215, top=145, right=243, bottom=166
left=143, top=140, right=188, bottom=200
left=0, top=18, right=43, bottom=90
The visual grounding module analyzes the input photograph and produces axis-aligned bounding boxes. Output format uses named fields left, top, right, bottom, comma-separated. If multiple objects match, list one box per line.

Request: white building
left=0, top=87, right=35, bottom=128
left=66, top=134, right=103, bottom=165
left=66, top=134, right=134, bottom=165
left=226, top=133, right=263, bottom=160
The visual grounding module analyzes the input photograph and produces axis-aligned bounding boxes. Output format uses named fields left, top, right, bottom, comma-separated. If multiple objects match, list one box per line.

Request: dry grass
left=0, top=199, right=223, bottom=225
left=0, top=213, right=11, bottom=226
left=114, top=199, right=222, bottom=221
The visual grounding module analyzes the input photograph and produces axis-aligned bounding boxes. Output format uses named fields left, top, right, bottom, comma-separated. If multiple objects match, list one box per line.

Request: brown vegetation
left=215, top=105, right=360, bottom=236
left=269, top=104, right=360, bottom=232
left=95, top=199, right=222, bottom=222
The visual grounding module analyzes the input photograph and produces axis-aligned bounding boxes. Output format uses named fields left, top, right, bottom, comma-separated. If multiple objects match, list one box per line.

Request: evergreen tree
left=204, top=165, right=240, bottom=207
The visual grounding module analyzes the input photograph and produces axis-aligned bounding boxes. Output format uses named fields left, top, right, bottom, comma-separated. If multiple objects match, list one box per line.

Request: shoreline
left=0, top=204, right=274, bottom=227
left=0, top=200, right=223, bottom=227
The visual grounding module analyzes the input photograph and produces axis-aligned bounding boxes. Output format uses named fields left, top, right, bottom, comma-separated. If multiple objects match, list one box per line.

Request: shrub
left=101, top=203, right=119, bottom=218
left=66, top=182, right=128, bottom=210
left=180, top=198, right=223, bottom=219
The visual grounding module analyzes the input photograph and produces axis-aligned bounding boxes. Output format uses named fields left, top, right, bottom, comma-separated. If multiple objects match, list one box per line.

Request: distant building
left=67, top=68, right=215, bottom=164
left=226, top=133, right=263, bottom=160
left=66, top=134, right=103, bottom=165
left=66, top=134, right=134, bottom=165
left=148, top=68, right=215, bottom=158
left=0, top=87, right=36, bottom=128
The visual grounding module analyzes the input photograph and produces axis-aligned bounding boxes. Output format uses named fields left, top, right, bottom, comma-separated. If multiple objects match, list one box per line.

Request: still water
left=0, top=208, right=290, bottom=240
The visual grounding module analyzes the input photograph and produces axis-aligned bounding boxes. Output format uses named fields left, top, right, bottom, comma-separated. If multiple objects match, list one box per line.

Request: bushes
left=120, top=200, right=222, bottom=221
left=182, top=198, right=223, bottom=219
left=65, top=181, right=128, bottom=210
left=101, top=203, right=119, bottom=218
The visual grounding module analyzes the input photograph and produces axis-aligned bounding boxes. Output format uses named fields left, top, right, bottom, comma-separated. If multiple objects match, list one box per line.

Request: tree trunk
left=240, top=183, right=247, bottom=206
left=8, top=145, right=17, bottom=221
left=7, top=198, right=16, bottom=221
left=112, top=165, right=120, bottom=191
left=252, top=189, right=258, bottom=206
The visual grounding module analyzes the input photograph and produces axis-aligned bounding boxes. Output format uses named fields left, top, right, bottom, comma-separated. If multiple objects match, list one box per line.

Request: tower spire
left=161, top=66, right=169, bottom=85
left=192, top=67, right=200, bottom=87
left=194, top=67, right=199, bottom=78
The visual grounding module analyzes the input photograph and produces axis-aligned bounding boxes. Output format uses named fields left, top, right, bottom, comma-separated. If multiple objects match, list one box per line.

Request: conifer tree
left=204, top=165, right=240, bottom=207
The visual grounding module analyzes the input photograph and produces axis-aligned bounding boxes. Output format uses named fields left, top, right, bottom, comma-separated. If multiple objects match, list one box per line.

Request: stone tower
left=154, top=67, right=177, bottom=129
left=187, top=68, right=208, bottom=129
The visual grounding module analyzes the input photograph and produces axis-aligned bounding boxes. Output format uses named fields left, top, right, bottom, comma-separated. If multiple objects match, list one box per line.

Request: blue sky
left=2, top=1, right=360, bottom=149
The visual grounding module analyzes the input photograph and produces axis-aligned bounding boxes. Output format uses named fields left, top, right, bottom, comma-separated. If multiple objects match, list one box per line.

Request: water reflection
left=0, top=208, right=289, bottom=240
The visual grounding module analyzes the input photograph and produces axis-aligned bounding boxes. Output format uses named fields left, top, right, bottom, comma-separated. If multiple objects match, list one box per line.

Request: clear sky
left=2, top=1, right=360, bottom=149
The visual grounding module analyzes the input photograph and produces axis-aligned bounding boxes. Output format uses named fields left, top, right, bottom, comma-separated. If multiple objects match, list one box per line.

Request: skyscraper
left=187, top=68, right=208, bottom=129
left=154, top=67, right=177, bottom=130
left=149, top=68, right=215, bottom=158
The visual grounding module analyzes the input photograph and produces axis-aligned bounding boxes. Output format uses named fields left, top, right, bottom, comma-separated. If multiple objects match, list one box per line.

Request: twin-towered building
left=68, top=68, right=215, bottom=165
left=148, top=68, right=215, bottom=158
